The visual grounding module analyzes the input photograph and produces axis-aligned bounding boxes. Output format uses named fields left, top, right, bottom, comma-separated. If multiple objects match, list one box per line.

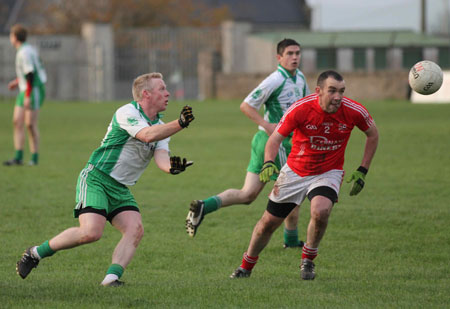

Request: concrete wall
left=0, top=35, right=86, bottom=100
left=0, top=23, right=113, bottom=102
left=215, top=71, right=410, bottom=101
left=221, top=21, right=252, bottom=73
left=81, top=23, right=114, bottom=102
left=245, top=36, right=277, bottom=73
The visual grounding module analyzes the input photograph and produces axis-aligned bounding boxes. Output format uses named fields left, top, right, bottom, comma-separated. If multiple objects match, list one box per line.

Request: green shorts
left=74, top=164, right=139, bottom=222
left=15, top=86, right=46, bottom=110
left=247, top=130, right=292, bottom=181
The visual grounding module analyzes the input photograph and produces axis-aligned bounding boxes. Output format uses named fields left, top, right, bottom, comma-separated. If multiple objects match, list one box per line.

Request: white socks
left=101, top=274, right=119, bottom=286
left=31, top=246, right=41, bottom=260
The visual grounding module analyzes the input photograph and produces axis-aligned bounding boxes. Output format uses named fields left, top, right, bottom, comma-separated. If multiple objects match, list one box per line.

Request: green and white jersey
left=15, top=43, right=47, bottom=91
left=244, top=64, right=310, bottom=133
left=88, top=101, right=170, bottom=186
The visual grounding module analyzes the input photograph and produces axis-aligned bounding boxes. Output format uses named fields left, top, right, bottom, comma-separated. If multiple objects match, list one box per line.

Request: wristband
left=357, top=166, right=368, bottom=175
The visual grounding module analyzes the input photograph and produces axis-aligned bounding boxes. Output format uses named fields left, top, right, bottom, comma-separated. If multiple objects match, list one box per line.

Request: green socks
left=284, top=228, right=301, bottom=247
left=14, top=150, right=23, bottom=161
left=12, top=151, right=38, bottom=164
left=36, top=240, right=56, bottom=259
left=203, top=196, right=222, bottom=215
left=31, top=153, right=39, bottom=164
left=106, top=264, right=124, bottom=278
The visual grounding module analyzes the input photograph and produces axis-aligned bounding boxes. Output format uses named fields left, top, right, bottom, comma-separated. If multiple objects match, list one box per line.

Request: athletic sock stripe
left=302, top=245, right=318, bottom=254
left=243, top=252, right=258, bottom=264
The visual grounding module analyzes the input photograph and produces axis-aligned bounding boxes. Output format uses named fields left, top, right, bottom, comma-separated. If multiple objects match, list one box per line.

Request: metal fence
left=114, top=27, right=221, bottom=100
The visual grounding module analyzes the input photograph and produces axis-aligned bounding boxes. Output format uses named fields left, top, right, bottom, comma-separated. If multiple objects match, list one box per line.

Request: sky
left=306, top=0, right=450, bottom=34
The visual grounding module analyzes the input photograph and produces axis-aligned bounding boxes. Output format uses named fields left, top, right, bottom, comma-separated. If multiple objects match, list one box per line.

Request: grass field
left=0, top=98, right=449, bottom=308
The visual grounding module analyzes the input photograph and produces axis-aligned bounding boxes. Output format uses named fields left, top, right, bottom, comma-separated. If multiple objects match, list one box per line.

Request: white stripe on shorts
left=76, top=164, right=94, bottom=210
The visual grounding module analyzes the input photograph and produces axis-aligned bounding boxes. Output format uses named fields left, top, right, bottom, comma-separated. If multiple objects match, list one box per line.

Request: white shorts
left=269, top=165, right=344, bottom=205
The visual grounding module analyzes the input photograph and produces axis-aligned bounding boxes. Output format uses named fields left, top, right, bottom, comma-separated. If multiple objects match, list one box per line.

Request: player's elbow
left=240, top=101, right=250, bottom=114
left=136, top=129, right=157, bottom=143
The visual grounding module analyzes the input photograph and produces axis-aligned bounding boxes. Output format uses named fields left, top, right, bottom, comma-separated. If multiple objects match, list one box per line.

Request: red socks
left=240, top=252, right=258, bottom=271
left=302, top=245, right=318, bottom=260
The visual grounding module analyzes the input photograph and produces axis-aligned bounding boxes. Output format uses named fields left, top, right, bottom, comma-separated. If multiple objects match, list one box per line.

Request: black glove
left=170, top=156, right=194, bottom=175
left=178, top=105, right=194, bottom=128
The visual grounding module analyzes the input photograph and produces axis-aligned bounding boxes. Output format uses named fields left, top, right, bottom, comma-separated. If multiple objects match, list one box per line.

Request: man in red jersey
left=230, top=70, right=379, bottom=280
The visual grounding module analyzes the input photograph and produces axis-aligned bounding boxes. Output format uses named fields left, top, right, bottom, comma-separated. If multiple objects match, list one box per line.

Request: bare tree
left=26, top=0, right=231, bottom=34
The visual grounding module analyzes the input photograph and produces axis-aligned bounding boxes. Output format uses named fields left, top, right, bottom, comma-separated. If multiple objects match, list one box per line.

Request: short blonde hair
left=132, top=72, right=163, bottom=101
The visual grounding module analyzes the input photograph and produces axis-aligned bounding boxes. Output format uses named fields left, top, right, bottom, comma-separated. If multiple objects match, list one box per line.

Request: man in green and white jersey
left=186, top=39, right=310, bottom=248
left=16, top=73, right=195, bottom=286
left=4, top=24, right=47, bottom=166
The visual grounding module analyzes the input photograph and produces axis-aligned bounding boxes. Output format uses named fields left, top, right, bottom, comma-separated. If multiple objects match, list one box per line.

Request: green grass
left=0, top=98, right=449, bottom=308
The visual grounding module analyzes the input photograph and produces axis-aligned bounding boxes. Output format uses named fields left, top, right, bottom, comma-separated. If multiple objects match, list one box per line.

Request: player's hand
left=346, top=166, right=367, bottom=196
left=259, top=161, right=279, bottom=183
left=169, top=156, right=193, bottom=175
left=8, top=79, right=18, bottom=90
left=178, top=105, right=194, bottom=128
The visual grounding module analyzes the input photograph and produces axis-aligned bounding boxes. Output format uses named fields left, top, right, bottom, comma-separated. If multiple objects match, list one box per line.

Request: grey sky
left=306, top=0, right=450, bottom=34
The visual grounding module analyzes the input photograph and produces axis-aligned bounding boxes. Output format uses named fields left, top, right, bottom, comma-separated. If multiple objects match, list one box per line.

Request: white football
left=408, top=60, right=443, bottom=95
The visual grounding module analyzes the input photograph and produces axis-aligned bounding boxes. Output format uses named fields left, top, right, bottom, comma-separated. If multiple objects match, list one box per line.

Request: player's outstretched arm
left=154, top=150, right=193, bottom=174
left=136, top=105, right=195, bottom=143
left=178, top=105, right=194, bottom=128
left=169, top=156, right=194, bottom=175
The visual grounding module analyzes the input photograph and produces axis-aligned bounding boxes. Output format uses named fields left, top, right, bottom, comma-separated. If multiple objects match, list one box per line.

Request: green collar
left=277, top=64, right=298, bottom=82
left=17, top=42, right=27, bottom=52
left=131, top=101, right=161, bottom=125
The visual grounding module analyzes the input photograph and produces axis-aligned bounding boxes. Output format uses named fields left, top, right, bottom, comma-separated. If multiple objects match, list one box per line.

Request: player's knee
left=13, top=118, right=22, bottom=128
left=25, top=122, right=36, bottom=132
left=125, top=222, right=144, bottom=245
left=135, top=223, right=144, bottom=242
left=311, top=208, right=329, bottom=224
left=80, top=229, right=103, bottom=244
left=242, top=191, right=258, bottom=205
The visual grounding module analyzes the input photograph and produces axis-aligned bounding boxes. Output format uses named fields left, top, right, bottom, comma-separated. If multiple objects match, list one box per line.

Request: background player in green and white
left=4, top=24, right=47, bottom=166
left=186, top=39, right=310, bottom=248
left=16, top=73, right=195, bottom=286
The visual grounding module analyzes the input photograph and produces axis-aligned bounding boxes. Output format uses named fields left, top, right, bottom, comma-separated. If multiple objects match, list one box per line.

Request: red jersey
left=276, top=94, right=374, bottom=176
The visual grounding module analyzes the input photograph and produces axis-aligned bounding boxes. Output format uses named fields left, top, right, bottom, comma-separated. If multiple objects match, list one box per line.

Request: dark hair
left=277, top=38, right=300, bottom=55
left=11, top=24, right=27, bottom=42
left=317, top=70, right=344, bottom=87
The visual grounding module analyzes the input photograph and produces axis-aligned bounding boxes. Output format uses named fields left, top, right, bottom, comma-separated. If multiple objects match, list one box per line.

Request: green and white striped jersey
left=15, top=43, right=47, bottom=91
left=244, top=64, right=310, bottom=133
left=88, top=101, right=170, bottom=186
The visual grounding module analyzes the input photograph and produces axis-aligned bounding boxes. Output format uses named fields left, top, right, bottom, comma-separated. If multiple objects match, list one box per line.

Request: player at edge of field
left=16, top=73, right=195, bottom=286
left=186, top=39, right=310, bottom=248
left=4, top=24, right=47, bottom=166
left=229, top=70, right=379, bottom=280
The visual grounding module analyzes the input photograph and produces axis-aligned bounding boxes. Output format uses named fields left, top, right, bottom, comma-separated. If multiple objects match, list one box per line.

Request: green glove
left=346, top=166, right=368, bottom=196
left=259, top=161, right=279, bottom=183
left=170, top=156, right=194, bottom=175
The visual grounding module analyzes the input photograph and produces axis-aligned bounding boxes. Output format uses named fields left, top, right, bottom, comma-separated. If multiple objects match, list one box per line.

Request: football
left=408, top=60, right=443, bottom=95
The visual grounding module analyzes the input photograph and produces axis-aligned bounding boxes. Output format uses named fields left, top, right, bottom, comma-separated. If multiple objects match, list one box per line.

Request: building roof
left=253, top=30, right=450, bottom=48
left=200, top=0, right=309, bottom=27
